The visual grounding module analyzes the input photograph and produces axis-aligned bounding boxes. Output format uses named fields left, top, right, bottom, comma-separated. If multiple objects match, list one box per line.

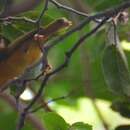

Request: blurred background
left=0, top=0, right=130, bottom=130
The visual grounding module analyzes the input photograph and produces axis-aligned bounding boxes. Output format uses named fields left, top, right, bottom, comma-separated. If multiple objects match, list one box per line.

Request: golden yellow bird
left=0, top=18, right=72, bottom=90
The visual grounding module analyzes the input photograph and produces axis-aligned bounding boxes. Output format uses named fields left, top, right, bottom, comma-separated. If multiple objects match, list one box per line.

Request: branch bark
left=0, top=92, right=45, bottom=130
left=0, top=0, right=42, bottom=18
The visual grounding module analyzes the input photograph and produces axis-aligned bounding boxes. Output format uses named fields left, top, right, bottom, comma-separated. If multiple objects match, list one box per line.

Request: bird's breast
left=0, top=41, right=43, bottom=88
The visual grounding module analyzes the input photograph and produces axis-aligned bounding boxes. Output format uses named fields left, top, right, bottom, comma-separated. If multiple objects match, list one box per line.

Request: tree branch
left=49, top=0, right=90, bottom=17
left=16, top=17, right=108, bottom=130
left=2, top=1, right=130, bottom=130
left=45, top=0, right=130, bottom=51
left=0, top=0, right=42, bottom=18
left=0, top=92, right=45, bottom=130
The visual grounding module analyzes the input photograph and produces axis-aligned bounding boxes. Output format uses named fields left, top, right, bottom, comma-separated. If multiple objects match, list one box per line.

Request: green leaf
left=1, top=24, right=23, bottom=41
left=18, top=12, right=55, bottom=31
left=10, top=82, right=26, bottom=98
left=102, top=44, right=130, bottom=97
left=115, top=125, right=130, bottom=130
left=42, top=112, right=69, bottom=130
left=111, top=100, right=130, bottom=118
left=69, top=122, right=92, bottom=130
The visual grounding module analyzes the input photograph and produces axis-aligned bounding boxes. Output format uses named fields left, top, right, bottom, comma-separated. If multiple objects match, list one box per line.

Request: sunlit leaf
left=42, top=112, right=69, bottom=130
left=69, top=122, right=92, bottom=130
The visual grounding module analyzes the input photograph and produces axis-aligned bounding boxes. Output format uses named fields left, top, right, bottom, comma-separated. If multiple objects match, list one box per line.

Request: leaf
left=69, top=122, right=92, bottom=130
left=17, top=12, right=55, bottom=32
left=102, top=44, right=130, bottom=97
left=115, top=125, right=130, bottom=130
left=1, top=24, right=23, bottom=41
left=10, top=81, right=26, bottom=98
left=111, top=100, right=130, bottom=118
left=42, top=112, right=69, bottom=130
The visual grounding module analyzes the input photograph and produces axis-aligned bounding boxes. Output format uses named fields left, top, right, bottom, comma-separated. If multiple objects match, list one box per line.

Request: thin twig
left=36, top=0, right=49, bottom=29
left=30, top=95, right=69, bottom=113
left=0, top=0, right=49, bottom=26
left=70, top=1, right=109, bottom=129
left=49, top=0, right=90, bottom=17
left=30, top=87, right=52, bottom=112
left=49, top=0, right=130, bottom=22
left=45, top=1, right=130, bottom=51
left=4, top=1, right=130, bottom=130
left=29, top=88, right=75, bottom=113
left=16, top=17, right=107, bottom=130
left=0, top=92, right=45, bottom=130
left=0, top=0, right=130, bottom=25
left=29, top=87, right=78, bottom=113
left=45, top=17, right=91, bottom=50
left=49, top=0, right=100, bottom=23
left=48, top=18, right=108, bottom=76
left=16, top=75, right=49, bottom=130
left=0, top=16, right=36, bottom=24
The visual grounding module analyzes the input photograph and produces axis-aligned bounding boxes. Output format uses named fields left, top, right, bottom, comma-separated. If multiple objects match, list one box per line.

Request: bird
left=0, top=18, right=72, bottom=90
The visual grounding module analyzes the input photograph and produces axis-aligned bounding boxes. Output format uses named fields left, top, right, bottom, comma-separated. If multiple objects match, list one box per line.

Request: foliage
left=0, top=0, right=130, bottom=130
